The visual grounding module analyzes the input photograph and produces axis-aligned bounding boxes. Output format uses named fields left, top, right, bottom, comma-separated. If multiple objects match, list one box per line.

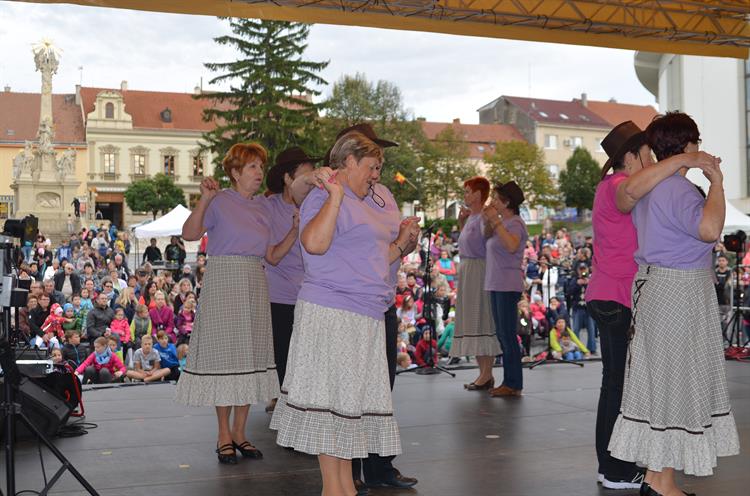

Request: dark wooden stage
left=5, top=360, right=749, bottom=495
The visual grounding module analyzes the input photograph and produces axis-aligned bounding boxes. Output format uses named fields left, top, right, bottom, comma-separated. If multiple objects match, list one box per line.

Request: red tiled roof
left=503, top=96, right=611, bottom=128
left=580, top=99, right=659, bottom=130
left=421, top=120, right=526, bottom=159
left=0, top=92, right=86, bottom=144
left=79, top=87, right=225, bottom=131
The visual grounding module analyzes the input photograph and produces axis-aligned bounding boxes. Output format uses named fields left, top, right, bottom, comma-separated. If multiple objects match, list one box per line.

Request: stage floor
left=5, top=360, right=750, bottom=495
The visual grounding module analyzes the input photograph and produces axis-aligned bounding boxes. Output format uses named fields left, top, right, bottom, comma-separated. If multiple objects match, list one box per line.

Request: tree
left=485, top=141, right=558, bottom=207
left=322, top=73, right=429, bottom=206
left=558, top=147, right=601, bottom=217
left=198, top=18, right=328, bottom=185
left=124, top=173, right=186, bottom=220
left=421, top=125, right=479, bottom=213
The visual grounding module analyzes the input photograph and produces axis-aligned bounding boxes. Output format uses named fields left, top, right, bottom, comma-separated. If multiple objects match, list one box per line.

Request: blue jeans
left=573, top=307, right=598, bottom=353
left=490, top=291, right=523, bottom=390
left=563, top=351, right=583, bottom=360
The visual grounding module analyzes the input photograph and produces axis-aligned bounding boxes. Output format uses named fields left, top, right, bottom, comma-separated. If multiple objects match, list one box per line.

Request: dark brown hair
left=645, top=112, right=700, bottom=161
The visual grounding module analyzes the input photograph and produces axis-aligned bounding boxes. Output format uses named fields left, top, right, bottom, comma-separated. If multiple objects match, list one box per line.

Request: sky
left=0, top=2, right=657, bottom=124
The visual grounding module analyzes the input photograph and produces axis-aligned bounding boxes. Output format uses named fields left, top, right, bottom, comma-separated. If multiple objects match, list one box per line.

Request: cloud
left=0, top=2, right=656, bottom=123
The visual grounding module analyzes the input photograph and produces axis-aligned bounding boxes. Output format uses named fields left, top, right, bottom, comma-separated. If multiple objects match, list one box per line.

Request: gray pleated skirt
left=450, top=257, right=501, bottom=357
left=174, top=256, right=279, bottom=407
left=270, top=300, right=402, bottom=459
left=608, top=265, right=740, bottom=476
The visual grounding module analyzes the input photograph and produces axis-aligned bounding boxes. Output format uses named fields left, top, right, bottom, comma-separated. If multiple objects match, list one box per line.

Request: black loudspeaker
left=0, top=377, right=73, bottom=439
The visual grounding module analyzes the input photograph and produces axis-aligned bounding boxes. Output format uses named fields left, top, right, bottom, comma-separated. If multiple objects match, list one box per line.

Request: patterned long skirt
left=450, top=257, right=501, bottom=357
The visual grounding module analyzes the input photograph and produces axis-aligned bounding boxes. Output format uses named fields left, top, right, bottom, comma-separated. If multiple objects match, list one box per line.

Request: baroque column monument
left=11, top=40, right=81, bottom=239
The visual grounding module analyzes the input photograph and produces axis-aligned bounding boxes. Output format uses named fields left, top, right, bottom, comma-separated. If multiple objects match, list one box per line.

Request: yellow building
left=0, top=88, right=88, bottom=219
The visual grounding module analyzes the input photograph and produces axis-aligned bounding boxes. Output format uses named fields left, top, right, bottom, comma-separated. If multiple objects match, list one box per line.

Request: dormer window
left=160, top=108, right=172, bottom=123
left=105, top=102, right=114, bottom=119
left=560, top=113, right=569, bottom=120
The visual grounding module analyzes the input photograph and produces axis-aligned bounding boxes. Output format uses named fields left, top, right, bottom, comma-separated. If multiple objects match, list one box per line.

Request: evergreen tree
left=559, top=147, right=601, bottom=217
left=198, top=18, right=328, bottom=185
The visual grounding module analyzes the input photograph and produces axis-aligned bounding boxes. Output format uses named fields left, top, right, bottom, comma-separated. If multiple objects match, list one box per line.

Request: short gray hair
left=329, top=131, right=383, bottom=170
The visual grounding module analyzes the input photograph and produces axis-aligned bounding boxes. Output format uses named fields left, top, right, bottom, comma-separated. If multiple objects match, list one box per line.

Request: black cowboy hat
left=266, top=146, right=322, bottom=194
left=323, top=123, right=399, bottom=166
left=601, top=121, right=646, bottom=177
left=497, top=181, right=525, bottom=209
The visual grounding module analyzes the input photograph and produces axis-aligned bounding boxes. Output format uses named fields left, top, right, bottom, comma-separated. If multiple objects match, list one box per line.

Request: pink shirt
left=586, top=173, right=638, bottom=308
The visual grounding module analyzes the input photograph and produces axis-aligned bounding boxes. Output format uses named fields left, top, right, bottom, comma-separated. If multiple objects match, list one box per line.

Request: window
left=103, top=153, right=116, bottom=174
left=192, top=153, right=204, bottom=177
left=596, top=138, right=605, bottom=153
left=548, top=164, right=559, bottom=180
left=189, top=194, right=201, bottom=209
left=544, top=134, right=558, bottom=149
left=538, top=111, right=549, bottom=118
left=164, top=155, right=176, bottom=176
left=559, top=113, right=569, bottom=120
left=477, top=145, right=485, bottom=153
left=580, top=114, right=590, bottom=122
left=133, top=154, right=146, bottom=175
left=571, top=136, right=583, bottom=149
left=105, top=102, right=114, bottom=119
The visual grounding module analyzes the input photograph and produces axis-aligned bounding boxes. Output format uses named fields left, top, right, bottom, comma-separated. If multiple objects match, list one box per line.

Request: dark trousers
left=167, top=366, right=181, bottom=381
left=587, top=300, right=641, bottom=479
left=83, top=366, right=112, bottom=384
left=271, top=302, right=295, bottom=387
left=353, top=305, right=398, bottom=483
left=490, top=291, right=523, bottom=390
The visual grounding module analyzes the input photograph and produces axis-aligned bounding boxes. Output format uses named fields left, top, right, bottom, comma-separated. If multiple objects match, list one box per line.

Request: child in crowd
left=107, top=335, right=124, bottom=363
left=529, top=294, right=549, bottom=338
left=176, top=343, right=189, bottom=371
left=75, top=336, right=126, bottom=384
left=549, top=317, right=590, bottom=361
left=32, top=327, right=61, bottom=350
left=517, top=299, right=534, bottom=357
left=130, top=304, right=152, bottom=348
left=50, top=348, right=63, bottom=364
left=175, top=297, right=195, bottom=345
left=154, top=331, right=181, bottom=380
left=42, top=303, right=67, bottom=342
left=396, top=352, right=416, bottom=371
left=79, top=287, right=94, bottom=313
left=127, top=335, right=170, bottom=383
left=61, top=303, right=81, bottom=333
left=109, top=307, right=131, bottom=351
left=62, top=330, right=88, bottom=367
left=414, top=328, right=438, bottom=367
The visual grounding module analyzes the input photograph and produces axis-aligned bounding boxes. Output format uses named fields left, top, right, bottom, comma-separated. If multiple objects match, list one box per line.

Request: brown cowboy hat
left=601, top=121, right=646, bottom=178
left=323, top=123, right=399, bottom=166
left=497, top=181, right=525, bottom=208
left=266, top=146, right=322, bottom=194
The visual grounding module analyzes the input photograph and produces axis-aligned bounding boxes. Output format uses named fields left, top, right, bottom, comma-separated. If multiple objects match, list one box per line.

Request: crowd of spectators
left=15, top=225, right=198, bottom=385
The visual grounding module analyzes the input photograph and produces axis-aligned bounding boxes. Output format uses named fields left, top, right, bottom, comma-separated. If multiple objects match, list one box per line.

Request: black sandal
left=233, top=441, right=263, bottom=459
left=216, top=443, right=237, bottom=464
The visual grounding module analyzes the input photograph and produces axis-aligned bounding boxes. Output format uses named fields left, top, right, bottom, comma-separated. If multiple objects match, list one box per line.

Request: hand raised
left=688, top=151, right=722, bottom=171
left=482, top=205, right=499, bottom=223
left=702, top=161, right=724, bottom=185
left=311, top=167, right=337, bottom=188
left=458, top=206, right=470, bottom=221
left=199, top=177, right=220, bottom=202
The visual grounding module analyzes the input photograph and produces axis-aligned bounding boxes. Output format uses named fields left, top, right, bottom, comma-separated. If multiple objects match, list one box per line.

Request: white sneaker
left=602, top=472, right=645, bottom=490
left=597, top=473, right=604, bottom=484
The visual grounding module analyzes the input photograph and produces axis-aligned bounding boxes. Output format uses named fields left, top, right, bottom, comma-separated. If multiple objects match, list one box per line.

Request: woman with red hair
left=176, top=143, right=297, bottom=465
left=450, top=176, right=501, bottom=390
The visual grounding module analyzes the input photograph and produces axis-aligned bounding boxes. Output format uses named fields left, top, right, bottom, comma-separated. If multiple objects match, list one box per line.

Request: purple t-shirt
left=297, top=184, right=398, bottom=320
left=264, top=194, right=304, bottom=305
left=632, top=174, right=713, bottom=269
left=458, top=213, right=486, bottom=259
left=484, top=215, right=528, bottom=292
left=204, top=189, right=270, bottom=257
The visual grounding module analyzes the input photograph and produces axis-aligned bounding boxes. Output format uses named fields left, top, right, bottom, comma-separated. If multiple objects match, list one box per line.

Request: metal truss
left=239, top=0, right=750, bottom=49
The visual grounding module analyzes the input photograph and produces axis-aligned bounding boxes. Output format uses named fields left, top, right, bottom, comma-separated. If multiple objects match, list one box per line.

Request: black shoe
left=641, top=482, right=696, bottom=496
left=232, top=440, right=263, bottom=459
left=368, top=471, right=418, bottom=489
left=216, top=443, right=237, bottom=464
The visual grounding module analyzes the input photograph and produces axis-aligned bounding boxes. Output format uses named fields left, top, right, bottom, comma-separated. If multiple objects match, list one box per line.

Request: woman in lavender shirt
left=263, top=146, right=320, bottom=413
left=608, top=113, right=740, bottom=495
left=176, top=143, right=298, bottom=465
left=483, top=181, right=529, bottom=398
left=271, top=131, right=419, bottom=496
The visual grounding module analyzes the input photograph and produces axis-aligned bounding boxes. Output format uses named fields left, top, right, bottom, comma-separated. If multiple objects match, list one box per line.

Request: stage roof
left=19, top=1, right=750, bottom=59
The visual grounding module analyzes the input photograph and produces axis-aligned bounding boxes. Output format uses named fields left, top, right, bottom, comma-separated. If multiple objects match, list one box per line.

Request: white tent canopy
left=724, top=201, right=750, bottom=235
left=132, top=205, right=191, bottom=239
